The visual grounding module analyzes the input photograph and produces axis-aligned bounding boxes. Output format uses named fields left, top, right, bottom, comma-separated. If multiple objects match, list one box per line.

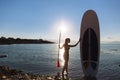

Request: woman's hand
left=58, top=45, right=60, bottom=48
left=58, top=45, right=62, bottom=49
left=79, top=38, right=81, bottom=42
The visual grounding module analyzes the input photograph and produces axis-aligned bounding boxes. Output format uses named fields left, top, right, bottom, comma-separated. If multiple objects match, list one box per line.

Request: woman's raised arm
left=70, top=38, right=80, bottom=47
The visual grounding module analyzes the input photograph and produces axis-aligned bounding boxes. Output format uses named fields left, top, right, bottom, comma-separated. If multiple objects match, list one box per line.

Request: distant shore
left=0, top=36, right=55, bottom=45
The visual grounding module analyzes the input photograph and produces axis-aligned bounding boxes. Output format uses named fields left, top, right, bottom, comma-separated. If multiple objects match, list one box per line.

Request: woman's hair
left=65, top=38, right=70, bottom=43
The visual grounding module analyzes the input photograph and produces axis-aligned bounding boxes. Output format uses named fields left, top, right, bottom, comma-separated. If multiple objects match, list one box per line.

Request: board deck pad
left=80, top=10, right=100, bottom=77
left=90, top=28, right=98, bottom=61
left=82, top=29, right=89, bottom=61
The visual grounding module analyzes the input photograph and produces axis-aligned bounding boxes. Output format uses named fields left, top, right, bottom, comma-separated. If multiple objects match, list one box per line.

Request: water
left=0, top=43, right=120, bottom=80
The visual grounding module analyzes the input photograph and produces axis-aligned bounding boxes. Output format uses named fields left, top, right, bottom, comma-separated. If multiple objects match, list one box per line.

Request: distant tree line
left=0, top=36, right=54, bottom=45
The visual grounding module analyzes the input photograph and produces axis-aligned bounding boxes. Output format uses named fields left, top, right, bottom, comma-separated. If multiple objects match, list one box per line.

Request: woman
left=59, top=38, right=80, bottom=74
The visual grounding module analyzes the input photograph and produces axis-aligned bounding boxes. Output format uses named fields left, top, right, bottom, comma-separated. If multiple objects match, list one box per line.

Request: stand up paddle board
left=80, top=10, right=100, bottom=77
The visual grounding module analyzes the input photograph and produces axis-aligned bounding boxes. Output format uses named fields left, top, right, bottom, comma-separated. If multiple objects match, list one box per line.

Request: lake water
left=0, top=43, right=120, bottom=80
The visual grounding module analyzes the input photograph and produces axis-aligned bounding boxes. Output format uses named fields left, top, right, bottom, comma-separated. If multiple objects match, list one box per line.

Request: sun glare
left=60, top=22, right=66, bottom=33
left=58, top=20, right=69, bottom=34
left=53, top=19, right=74, bottom=40
left=59, top=46, right=65, bottom=67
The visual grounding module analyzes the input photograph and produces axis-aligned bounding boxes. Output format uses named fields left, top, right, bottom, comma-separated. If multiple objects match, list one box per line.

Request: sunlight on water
left=59, top=48, right=65, bottom=67
left=0, top=44, right=120, bottom=80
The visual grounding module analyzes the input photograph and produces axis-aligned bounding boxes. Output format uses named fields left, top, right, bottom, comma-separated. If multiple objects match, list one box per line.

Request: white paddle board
left=80, top=10, right=100, bottom=77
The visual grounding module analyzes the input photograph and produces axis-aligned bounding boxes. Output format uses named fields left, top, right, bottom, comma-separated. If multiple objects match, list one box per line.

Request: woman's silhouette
left=59, top=38, right=80, bottom=74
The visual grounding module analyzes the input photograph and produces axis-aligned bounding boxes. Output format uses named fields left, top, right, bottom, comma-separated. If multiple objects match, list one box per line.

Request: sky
left=0, top=0, right=120, bottom=42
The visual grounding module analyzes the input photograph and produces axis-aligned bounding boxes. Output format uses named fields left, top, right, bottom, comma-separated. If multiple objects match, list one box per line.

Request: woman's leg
left=62, top=60, right=67, bottom=74
left=62, top=64, right=65, bottom=74
left=66, top=61, right=68, bottom=74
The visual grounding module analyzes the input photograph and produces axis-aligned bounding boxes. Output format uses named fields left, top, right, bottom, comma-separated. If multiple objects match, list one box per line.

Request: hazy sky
left=0, top=0, right=120, bottom=42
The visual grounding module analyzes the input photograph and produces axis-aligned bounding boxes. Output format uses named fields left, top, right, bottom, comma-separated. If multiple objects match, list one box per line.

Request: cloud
left=101, top=36, right=120, bottom=42
left=107, top=37, right=112, bottom=39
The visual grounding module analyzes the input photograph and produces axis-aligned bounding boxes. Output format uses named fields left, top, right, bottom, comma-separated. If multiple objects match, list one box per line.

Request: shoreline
left=0, top=65, right=59, bottom=80
left=0, top=65, right=98, bottom=80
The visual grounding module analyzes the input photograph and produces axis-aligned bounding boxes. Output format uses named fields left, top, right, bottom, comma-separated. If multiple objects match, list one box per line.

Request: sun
left=60, top=22, right=67, bottom=33
left=58, top=21, right=68, bottom=34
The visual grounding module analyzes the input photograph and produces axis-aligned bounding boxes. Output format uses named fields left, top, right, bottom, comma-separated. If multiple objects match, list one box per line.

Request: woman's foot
left=62, top=71, right=64, bottom=75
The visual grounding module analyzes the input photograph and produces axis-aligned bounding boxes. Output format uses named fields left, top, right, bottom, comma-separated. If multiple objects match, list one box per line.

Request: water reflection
left=82, top=76, right=97, bottom=80
left=59, top=48, right=65, bottom=67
